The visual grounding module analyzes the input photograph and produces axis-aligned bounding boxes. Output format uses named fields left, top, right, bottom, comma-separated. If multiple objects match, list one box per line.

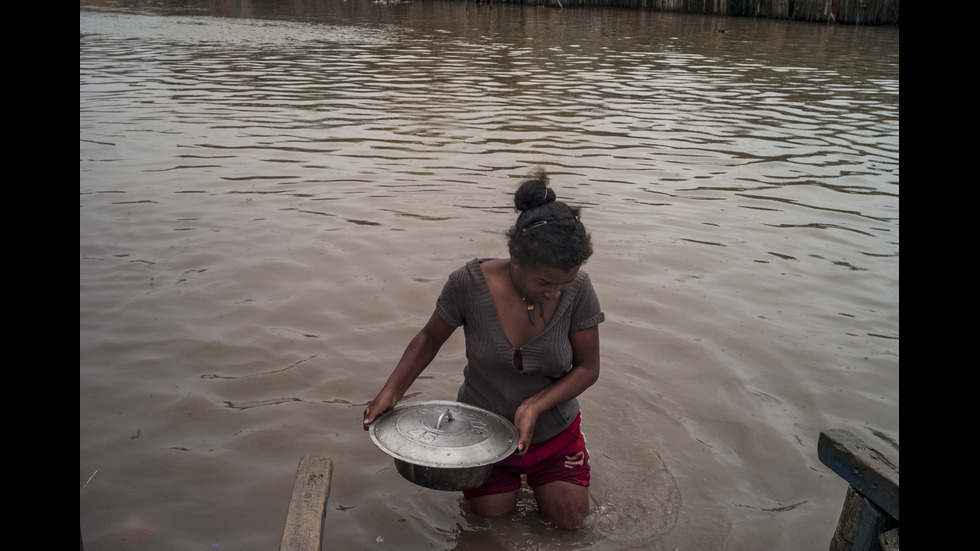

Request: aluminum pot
left=369, top=400, right=519, bottom=491
left=390, top=456, right=494, bottom=492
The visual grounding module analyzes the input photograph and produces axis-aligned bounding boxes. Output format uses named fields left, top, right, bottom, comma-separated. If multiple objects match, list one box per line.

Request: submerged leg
left=467, top=490, right=518, bottom=518
left=534, top=481, right=590, bottom=530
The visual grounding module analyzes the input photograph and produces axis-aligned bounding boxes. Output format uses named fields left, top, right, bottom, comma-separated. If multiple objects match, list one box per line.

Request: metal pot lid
left=369, top=400, right=519, bottom=468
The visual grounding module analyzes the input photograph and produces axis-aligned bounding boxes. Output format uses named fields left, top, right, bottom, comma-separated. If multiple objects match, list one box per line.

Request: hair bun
left=514, top=167, right=556, bottom=212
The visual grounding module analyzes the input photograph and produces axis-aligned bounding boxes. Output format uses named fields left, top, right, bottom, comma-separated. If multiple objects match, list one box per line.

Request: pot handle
left=435, top=409, right=453, bottom=430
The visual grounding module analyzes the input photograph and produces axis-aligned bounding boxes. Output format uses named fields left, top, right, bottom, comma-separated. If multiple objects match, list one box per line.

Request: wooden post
left=280, top=455, right=334, bottom=551
left=879, top=527, right=899, bottom=551
left=818, top=430, right=898, bottom=551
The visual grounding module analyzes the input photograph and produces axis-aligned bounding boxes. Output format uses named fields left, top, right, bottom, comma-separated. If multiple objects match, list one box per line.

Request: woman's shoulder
left=445, top=257, right=498, bottom=288
left=457, top=257, right=504, bottom=279
left=571, top=266, right=594, bottom=290
left=567, top=267, right=601, bottom=307
left=471, top=257, right=500, bottom=267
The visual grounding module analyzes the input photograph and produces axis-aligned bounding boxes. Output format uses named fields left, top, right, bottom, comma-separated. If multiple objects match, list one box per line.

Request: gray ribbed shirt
left=436, top=258, right=605, bottom=443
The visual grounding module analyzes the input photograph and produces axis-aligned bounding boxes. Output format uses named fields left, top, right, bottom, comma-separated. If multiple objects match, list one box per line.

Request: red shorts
left=463, top=412, right=590, bottom=500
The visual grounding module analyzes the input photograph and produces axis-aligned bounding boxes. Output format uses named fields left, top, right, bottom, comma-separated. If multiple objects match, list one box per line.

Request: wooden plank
left=280, top=455, right=334, bottom=551
left=829, top=486, right=859, bottom=551
left=829, top=485, right=897, bottom=551
left=818, top=429, right=899, bottom=521
left=879, top=527, right=899, bottom=551
left=852, top=491, right=894, bottom=551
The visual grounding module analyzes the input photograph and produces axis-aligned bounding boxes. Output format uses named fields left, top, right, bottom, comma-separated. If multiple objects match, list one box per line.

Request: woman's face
left=512, top=260, right=580, bottom=304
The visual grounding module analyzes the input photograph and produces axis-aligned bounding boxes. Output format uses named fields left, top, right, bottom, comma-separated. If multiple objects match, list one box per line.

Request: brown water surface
left=80, top=1, right=899, bottom=549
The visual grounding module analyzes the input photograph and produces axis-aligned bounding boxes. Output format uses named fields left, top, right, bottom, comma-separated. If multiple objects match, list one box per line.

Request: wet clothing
left=435, top=257, right=605, bottom=443
left=463, top=411, right=591, bottom=498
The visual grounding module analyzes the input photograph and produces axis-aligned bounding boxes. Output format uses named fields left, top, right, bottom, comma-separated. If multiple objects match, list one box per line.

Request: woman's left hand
left=511, top=326, right=600, bottom=456
left=512, top=404, right=539, bottom=457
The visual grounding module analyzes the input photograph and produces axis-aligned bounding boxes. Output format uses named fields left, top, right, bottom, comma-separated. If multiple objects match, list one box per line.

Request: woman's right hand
left=363, top=392, right=399, bottom=431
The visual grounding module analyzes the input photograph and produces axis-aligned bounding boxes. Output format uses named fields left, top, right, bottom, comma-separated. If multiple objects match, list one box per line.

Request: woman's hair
left=505, top=167, right=593, bottom=271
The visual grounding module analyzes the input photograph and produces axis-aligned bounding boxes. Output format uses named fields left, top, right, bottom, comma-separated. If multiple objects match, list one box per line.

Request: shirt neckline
left=470, top=257, right=570, bottom=350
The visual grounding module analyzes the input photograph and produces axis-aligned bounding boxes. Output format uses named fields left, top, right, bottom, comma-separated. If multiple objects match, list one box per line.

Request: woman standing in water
left=362, top=167, right=604, bottom=529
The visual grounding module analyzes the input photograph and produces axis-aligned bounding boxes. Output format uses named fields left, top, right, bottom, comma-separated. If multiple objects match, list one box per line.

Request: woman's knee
left=534, top=481, right=590, bottom=529
left=546, top=503, right=590, bottom=530
left=467, top=491, right=518, bottom=518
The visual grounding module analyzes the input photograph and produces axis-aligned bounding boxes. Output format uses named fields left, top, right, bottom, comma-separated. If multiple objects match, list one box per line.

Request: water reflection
left=81, top=2, right=898, bottom=550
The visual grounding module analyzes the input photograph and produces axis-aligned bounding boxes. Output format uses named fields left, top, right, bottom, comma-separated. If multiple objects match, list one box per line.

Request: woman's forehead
left=529, top=264, right=579, bottom=283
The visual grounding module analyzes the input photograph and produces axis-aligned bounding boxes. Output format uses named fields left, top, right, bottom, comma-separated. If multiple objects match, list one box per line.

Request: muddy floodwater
left=80, top=1, right=899, bottom=549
